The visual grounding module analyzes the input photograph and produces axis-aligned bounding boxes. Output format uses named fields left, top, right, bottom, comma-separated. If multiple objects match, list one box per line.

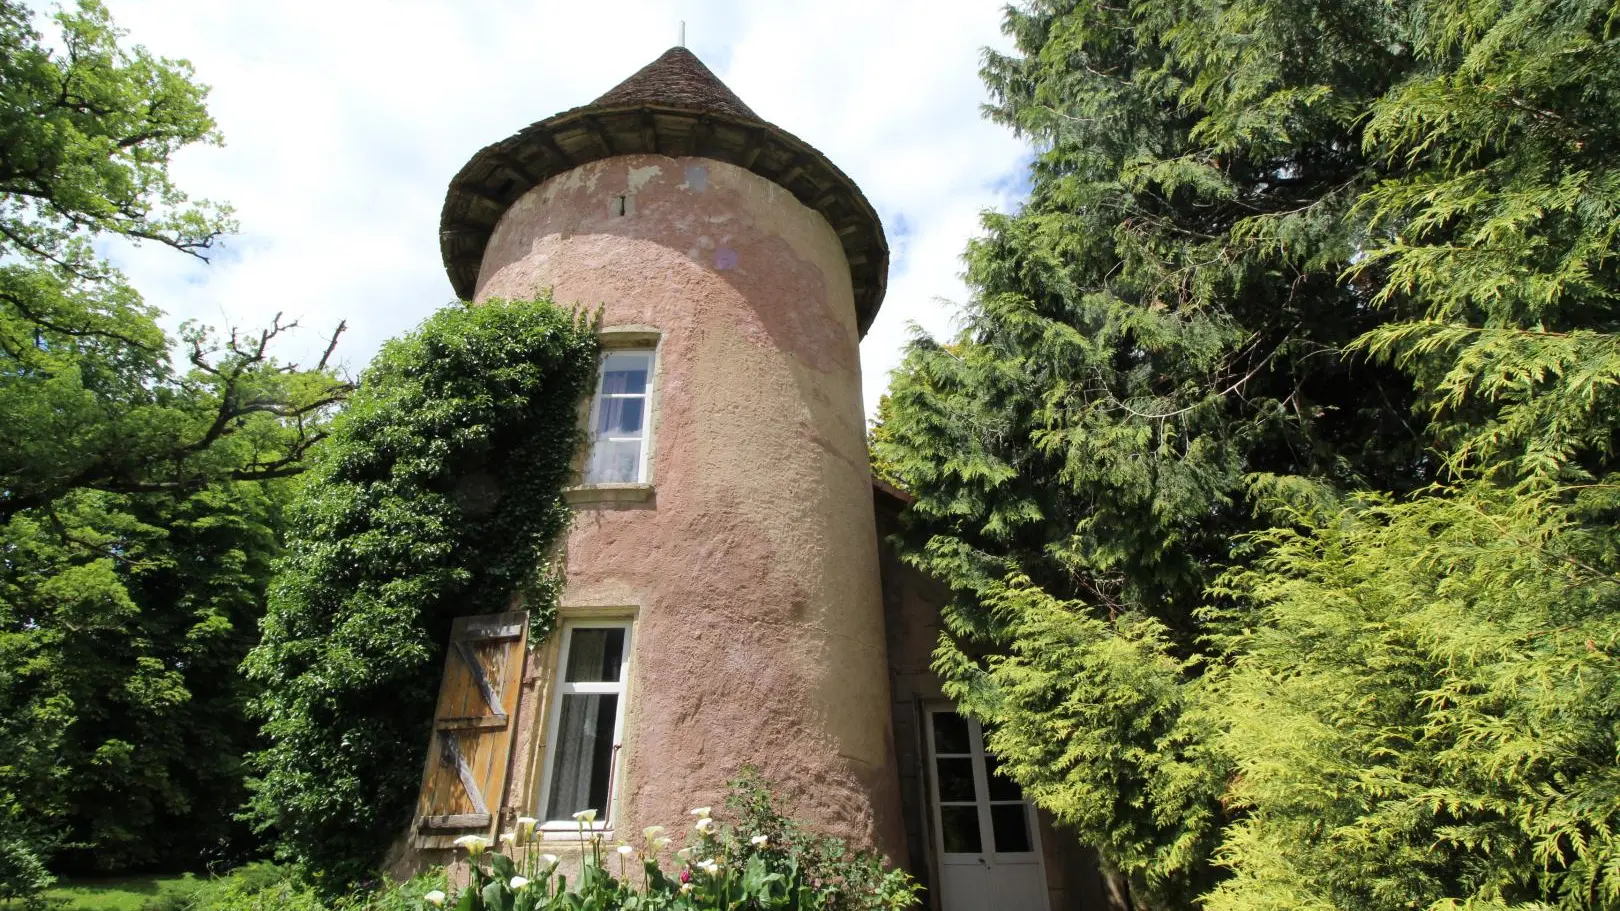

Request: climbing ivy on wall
left=242, top=298, right=599, bottom=888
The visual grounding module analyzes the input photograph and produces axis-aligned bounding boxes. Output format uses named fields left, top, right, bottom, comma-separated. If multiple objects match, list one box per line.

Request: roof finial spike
left=678, top=21, right=686, bottom=48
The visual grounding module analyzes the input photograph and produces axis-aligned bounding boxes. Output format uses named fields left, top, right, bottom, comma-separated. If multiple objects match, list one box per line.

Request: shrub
left=720, top=768, right=919, bottom=911
left=0, top=833, right=53, bottom=909
left=142, top=864, right=441, bottom=911
left=138, top=865, right=311, bottom=911
left=243, top=298, right=600, bottom=887
left=432, top=769, right=920, bottom=911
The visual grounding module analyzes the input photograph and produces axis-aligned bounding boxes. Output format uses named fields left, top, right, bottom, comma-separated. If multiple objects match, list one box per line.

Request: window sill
left=564, top=483, right=654, bottom=506
left=537, top=824, right=614, bottom=842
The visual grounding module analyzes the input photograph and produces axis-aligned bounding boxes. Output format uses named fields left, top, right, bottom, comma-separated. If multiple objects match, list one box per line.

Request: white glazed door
left=926, top=709, right=1049, bottom=911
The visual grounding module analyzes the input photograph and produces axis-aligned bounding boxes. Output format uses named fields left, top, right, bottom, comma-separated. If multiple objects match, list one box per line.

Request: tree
left=1208, top=481, right=1620, bottom=911
left=877, top=0, right=1426, bottom=903
left=875, top=0, right=1620, bottom=907
left=1205, top=0, right=1620, bottom=907
left=0, top=0, right=348, bottom=876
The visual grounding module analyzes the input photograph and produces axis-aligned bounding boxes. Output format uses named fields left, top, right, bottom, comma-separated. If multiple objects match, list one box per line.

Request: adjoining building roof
left=439, top=47, right=889, bottom=336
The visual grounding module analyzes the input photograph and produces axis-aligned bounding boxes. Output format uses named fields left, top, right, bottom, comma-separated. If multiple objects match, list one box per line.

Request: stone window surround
left=566, top=326, right=663, bottom=506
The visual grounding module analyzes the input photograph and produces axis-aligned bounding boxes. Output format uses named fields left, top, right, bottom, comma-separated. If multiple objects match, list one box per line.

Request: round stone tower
left=439, top=48, right=904, bottom=857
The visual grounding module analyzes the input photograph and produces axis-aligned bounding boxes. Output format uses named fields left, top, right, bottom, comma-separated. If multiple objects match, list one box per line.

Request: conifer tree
left=876, top=0, right=1620, bottom=907
left=879, top=0, right=1425, bottom=903
left=1206, top=1, right=1620, bottom=907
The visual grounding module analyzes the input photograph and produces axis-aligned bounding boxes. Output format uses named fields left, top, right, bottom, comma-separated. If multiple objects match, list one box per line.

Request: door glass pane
left=932, top=712, right=971, bottom=754
left=586, top=438, right=643, bottom=484
left=600, top=353, right=649, bottom=395
left=545, top=692, right=619, bottom=821
left=564, top=628, right=625, bottom=683
left=984, top=752, right=1024, bottom=802
left=990, top=804, right=1032, bottom=853
left=936, top=758, right=978, bottom=802
left=596, top=397, right=645, bottom=436
left=939, top=806, right=982, bottom=854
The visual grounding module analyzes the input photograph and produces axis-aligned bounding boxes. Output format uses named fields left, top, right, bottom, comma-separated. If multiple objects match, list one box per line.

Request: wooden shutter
left=412, top=611, right=528, bottom=846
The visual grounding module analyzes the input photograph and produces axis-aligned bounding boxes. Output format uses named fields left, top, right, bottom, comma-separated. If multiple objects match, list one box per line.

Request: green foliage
left=720, top=768, right=921, bottom=911
left=437, top=770, right=918, bottom=911
left=0, top=0, right=343, bottom=516
left=244, top=299, right=599, bottom=888
left=41, top=874, right=198, bottom=911
left=1, top=483, right=292, bottom=871
left=876, top=0, right=1620, bottom=907
left=0, top=0, right=348, bottom=884
left=1347, top=0, right=1620, bottom=487
left=934, top=580, right=1224, bottom=905
left=1207, top=483, right=1620, bottom=911
left=133, top=864, right=440, bottom=911
left=877, top=0, right=1427, bottom=901
left=0, top=831, right=55, bottom=908
left=865, top=394, right=907, bottom=493
left=1196, top=1, right=1620, bottom=907
left=139, top=865, right=326, bottom=911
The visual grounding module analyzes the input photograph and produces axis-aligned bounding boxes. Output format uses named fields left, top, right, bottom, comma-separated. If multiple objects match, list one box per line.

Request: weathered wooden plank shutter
left=411, top=611, right=528, bottom=846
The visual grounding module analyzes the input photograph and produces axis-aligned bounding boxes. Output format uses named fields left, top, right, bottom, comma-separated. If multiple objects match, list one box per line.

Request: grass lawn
left=42, top=875, right=195, bottom=911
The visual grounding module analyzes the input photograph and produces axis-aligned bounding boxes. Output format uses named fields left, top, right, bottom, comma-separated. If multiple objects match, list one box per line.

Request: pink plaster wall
left=475, top=155, right=907, bottom=862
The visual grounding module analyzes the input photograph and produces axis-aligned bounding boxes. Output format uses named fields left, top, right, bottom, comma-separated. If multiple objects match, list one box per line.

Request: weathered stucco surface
left=478, top=155, right=907, bottom=862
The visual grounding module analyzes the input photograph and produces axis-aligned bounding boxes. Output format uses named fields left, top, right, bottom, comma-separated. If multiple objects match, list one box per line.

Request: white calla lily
left=540, top=853, right=560, bottom=868
left=453, top=834, right=490, bottom=857
left=750, top=834, right=769, bottom=847
left=508, top=877, right=530, bottom=891
left=689, top=806, right=712, bottom=819
left=572, top=808, right=598, bottom=823
left=423, top=891, right=446, bottom=907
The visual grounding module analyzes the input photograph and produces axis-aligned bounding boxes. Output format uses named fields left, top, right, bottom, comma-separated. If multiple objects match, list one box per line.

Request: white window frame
left=535, top=619, right=633, bottom=835
left=924, top=707, right=1046, bottom=865
left=583, top=348, right=655, bottom=486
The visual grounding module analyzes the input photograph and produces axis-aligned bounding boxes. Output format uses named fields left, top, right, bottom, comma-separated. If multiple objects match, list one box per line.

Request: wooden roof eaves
left=439, top=103, right=889, bottom=335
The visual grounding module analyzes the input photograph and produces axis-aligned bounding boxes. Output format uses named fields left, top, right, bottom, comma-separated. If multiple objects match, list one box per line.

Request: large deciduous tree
left=875, top=0, right=1620, bottom=908
left=0, top=0, right=347, bottom=876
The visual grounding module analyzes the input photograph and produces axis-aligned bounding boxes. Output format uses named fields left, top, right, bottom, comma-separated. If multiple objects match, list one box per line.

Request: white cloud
left=87, top=0, right=1028, bottom=413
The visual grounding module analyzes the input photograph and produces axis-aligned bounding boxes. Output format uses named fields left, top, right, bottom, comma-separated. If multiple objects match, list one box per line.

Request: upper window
left=540, top=621, right=631, bottom=828
left=584, top=350, right=653, bottom=485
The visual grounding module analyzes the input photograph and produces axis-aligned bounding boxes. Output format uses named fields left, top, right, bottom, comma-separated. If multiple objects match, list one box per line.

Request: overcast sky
left=82, top=1, right=1030, bottom=414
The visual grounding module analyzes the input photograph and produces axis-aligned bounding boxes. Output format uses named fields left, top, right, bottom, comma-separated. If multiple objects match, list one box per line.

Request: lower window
left=539, top=621, right=632, bottom=827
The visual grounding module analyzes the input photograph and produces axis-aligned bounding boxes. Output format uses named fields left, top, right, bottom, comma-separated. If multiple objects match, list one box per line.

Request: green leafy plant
left=0, top=827, right=54, bottom=909
left=137, top=863, right=442, bottom=911
left=138, top=864, right=321, bottom=911
left=0, top=0, right=349, bottom=878
left=428, top=771, right=918, bottom=911
left=244, top=298, right=599, bottom=888
left=876, top=0, right=1620, bottom=907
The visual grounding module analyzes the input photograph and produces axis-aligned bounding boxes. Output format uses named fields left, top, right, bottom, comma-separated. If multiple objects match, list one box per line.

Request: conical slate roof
left=439, top=47, right=888, bottom=335
left=592, top=47, right=758, bottom=120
